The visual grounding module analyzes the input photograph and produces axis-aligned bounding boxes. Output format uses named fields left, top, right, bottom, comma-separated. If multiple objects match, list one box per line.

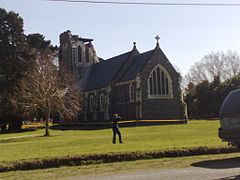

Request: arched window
left=86, top=48, right=89, bottom=63
left=78, top=46, right=82, bottom=62
left=99, top=93, right=105, bottom=112
left=89, top=95, right=95, bottom=112
left=148, top=65, right=171, bottom=97
left=129, top=83, right=135, bottom=102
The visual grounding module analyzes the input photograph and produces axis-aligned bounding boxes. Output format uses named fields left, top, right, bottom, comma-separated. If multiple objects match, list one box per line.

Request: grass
left=0, top=120, right=228, bottom=163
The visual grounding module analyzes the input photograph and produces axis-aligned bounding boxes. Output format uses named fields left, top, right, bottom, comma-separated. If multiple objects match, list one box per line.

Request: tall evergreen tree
left=26, top=33, right=58, bottom=52
left=0, top=8, right=31, bottom=131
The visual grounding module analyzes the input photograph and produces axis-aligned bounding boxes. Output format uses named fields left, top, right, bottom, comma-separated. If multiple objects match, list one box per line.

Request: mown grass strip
left=0, top=146, right=238, bottom=172
left=139, top=120, right=185, bottom=122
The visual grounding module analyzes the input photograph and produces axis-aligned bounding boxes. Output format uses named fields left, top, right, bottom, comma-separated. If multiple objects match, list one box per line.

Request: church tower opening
left=59, top=30, right=100, bottom=79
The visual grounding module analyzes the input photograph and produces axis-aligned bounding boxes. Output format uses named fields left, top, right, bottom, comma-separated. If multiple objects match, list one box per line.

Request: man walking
left=112, top=114, right=123, bottom=144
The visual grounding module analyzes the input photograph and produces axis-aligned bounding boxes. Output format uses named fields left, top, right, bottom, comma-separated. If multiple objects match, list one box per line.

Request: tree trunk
left=0, top=123, right=7, bottom=131
left=44, top=113, right=50, bottom=136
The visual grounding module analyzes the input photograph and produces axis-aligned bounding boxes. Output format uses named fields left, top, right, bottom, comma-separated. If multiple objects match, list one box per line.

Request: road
left=67, top=157, right=240, bottom=180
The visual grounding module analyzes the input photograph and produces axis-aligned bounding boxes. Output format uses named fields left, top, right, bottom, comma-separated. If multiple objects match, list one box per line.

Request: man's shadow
left=214, top=175, right=240, bottom=180
left=191, top=157, right=240, bottom=169
left=191, top=157, right=240, bottom=180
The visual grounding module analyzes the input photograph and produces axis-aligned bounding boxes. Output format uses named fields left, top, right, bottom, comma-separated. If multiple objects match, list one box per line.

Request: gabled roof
left=118, top=50, right=154, bottom=82
left=79, top=51, right=132, bottom=91
left=79, top=46, right=172, bottom=91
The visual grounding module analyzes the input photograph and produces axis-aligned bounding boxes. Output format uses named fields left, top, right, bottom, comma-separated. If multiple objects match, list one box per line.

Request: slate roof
left=79, top=51, right=132, bottom=91
left=79, top=48, right=158, bottom=91
left=118, top=50, right=154, bottom=82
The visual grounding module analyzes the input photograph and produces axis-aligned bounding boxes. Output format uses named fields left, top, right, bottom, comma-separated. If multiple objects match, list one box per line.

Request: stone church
left=59, top=30, right=187, bottom=123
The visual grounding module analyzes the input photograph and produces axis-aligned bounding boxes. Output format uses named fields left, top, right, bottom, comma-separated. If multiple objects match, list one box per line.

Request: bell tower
left=59, top=30, right=100, bottom=79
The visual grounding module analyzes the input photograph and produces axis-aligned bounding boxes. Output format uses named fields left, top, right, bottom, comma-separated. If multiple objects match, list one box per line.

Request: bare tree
left=184, top=50, right=240, bottom=86
left=222, top=50, right=240, bottom=79
left=19, top=49, right=81, bottom=136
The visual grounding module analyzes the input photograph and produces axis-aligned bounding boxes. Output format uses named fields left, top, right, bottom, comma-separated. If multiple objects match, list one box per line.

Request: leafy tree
left=18, top=49, right=81, bottom=136
left=0, top=8, right=32, bottom=131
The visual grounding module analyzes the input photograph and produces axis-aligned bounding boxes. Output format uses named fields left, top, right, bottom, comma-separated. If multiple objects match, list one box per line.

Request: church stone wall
left=111, top=81, right=137, bottom=120
left=142, top=99, right=185, bottom=119
left=82, top=88, right=110, bottom=122
left=140, top=48, right=186, bottom=120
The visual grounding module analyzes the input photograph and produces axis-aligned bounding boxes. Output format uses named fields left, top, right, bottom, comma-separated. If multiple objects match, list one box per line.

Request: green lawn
left=0, top=120, right=227, bottom=163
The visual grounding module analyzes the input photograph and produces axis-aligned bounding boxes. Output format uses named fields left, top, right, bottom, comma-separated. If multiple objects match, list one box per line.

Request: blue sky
left=1, top=0, right=240, bottom=75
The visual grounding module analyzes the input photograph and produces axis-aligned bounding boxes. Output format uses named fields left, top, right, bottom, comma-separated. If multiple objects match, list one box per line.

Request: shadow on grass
left=50, top=120, right=157, bottom=131
left=50, top=124, right=112, bottom=131
left=50, top=122, right=139, bottom=131
left=189, top=118, right=219, bottom=121
left=0, top=135, right=46, bottom=143
left=191, top=157, right=240, bottom=169
left=214, top=175, right=240, bottom=180
left=0, top=128, right=37, bottom=134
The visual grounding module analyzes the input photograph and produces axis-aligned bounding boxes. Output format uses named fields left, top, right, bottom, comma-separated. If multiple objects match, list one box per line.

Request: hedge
left=0, top=146, right=238, bottom=172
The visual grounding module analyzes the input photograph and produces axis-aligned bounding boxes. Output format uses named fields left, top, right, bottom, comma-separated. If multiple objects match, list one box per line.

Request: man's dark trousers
left=113, top=127, right=122, bottom=144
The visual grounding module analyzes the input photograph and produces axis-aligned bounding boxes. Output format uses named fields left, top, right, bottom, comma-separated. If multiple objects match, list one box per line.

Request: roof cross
left=155, top=35, right=160, bottom=47
left=133, top=42, right=136, bottom=49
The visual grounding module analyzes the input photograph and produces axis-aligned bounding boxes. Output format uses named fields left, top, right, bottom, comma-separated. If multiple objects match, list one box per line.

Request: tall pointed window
left=129, top=83, right=135, bottom=102
left=86, top=48, right=89, bottom=63
left=148, top=65, right=171, bottom=97
left=89, top=95, right=95, bottom=112
left=99, top=93, right=105, bottom=112
left=78, top=46, right=82, bottom=62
